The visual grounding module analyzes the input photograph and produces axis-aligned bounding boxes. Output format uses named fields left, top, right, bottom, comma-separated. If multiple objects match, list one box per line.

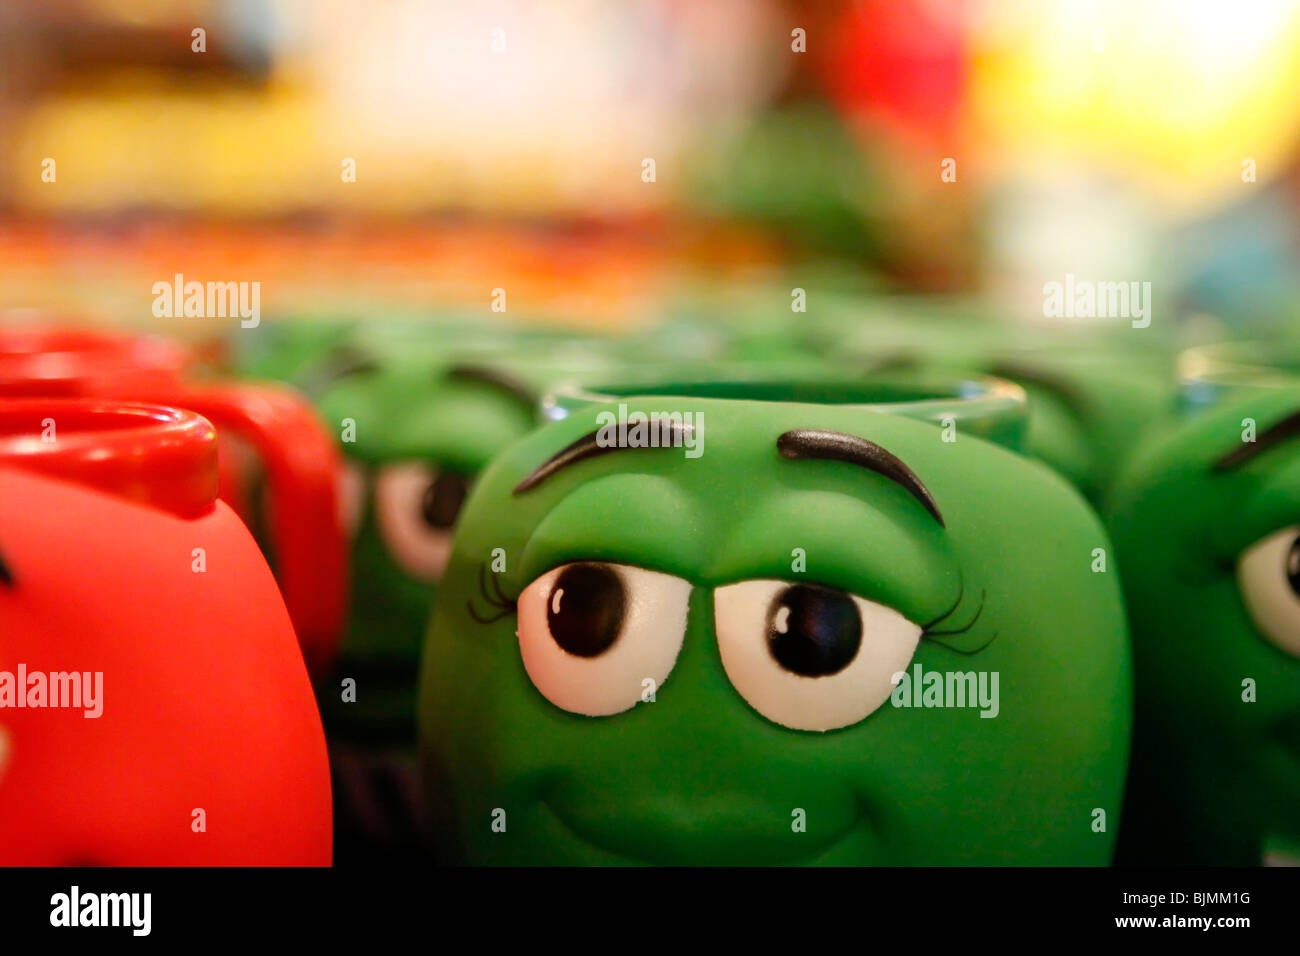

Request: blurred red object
left=820, top=0, right=969, bottom=145
left=0, top=401, right=331, bottom=864
left=0, top=325, right=346, bottom=675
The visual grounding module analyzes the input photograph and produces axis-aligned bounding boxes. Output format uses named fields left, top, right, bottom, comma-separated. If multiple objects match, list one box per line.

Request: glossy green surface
left=546, top=371, right=1030, bottom=453
left=313, top=348, right=625, bottom=745
left=419, top=393, right=1131, bottom=864
left=825, top=307, right=1177, bottom=501
left=1106, top=387, right=1300, bottom=864
left=232, top=317, right=626, bottom=746
left=316, top=357, right=540, bottom=743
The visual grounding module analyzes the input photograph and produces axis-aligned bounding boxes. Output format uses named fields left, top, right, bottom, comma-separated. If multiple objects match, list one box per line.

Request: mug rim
left=1179, top=341, right=1300, bottom=388
left=0, top=398, right=218, bottom=517
left=0, top=326, right=189, bottom=393
left=1177, top=341, right=1300, bottom=412
left=541, top=368, right=1028, bottom=448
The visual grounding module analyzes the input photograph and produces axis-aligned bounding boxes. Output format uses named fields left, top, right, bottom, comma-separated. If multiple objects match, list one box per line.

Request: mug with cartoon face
left=418, top=377, right=1131, bottom=864
left=0, top=399, right=331, bottom=864
left=1107, top=346, right=1300, bottom=864
left=0, top=324, right=345, bottom=674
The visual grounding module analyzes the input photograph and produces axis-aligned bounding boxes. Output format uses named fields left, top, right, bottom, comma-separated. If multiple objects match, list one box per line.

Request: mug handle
left=177, top=381, right=346, bottom=676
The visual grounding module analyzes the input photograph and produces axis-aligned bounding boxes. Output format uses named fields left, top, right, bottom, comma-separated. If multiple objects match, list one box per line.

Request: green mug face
left=1107, top=385, right=1300, bottom=865
left=419, top=386, right=1130, bottom=865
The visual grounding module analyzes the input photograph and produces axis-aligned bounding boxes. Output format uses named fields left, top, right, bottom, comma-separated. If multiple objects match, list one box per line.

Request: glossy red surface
left=0, top=464, right=332, bottom=865
left=0, top=399, right=218, bottom=517
left=0, top=325, right=345, bottom=673
left=0, top=326, right=189, bottom=398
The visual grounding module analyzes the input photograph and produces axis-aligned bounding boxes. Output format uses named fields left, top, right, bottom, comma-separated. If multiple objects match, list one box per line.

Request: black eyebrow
left=0, top=548, right=12, bottom=588
left=446, top=365, right=537, bottom=409
left=777, top=429, right=944, bottom=527
left=514, top=423, right=694, bottom=494
left=1214, top=409, right=1300, bottom=471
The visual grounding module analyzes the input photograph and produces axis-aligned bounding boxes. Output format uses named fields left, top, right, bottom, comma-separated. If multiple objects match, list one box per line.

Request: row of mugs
left=2, top=315, right=1298, bottom=864
left=250, top=315, right=1300, bottom=866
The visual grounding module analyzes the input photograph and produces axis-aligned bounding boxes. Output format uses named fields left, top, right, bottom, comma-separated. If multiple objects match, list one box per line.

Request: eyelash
left=466, top=562, right=518, bottom=624
left=920, top=578, right=997, bottom=655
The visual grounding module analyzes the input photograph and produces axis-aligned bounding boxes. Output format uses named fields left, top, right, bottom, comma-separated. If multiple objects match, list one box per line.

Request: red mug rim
left=0, top=326, right=190, bottom=395
left=0, top=399, right=219, bottom=517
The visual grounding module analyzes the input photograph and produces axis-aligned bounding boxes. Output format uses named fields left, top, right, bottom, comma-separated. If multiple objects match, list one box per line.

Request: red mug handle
left=177, top=381, right=346, bottom=676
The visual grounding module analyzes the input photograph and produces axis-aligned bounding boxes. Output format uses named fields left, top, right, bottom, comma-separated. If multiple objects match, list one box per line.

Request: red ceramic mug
left=0, top=325, right=345, bottom=674
left=0, top=400, right=331, bottom=864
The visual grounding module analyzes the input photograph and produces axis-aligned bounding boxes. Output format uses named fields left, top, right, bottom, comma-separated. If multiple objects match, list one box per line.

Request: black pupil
left=767, top=584, right=862, bottom=677
left=548, top=564, right=626, bottom=658
left=1287, top=537, right=1300, bottom=595
left=421, top=471, right=470, bottom=529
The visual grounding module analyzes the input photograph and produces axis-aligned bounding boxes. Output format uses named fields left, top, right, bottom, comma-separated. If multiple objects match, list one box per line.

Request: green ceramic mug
left=419, top=372, right=1129, bottom=864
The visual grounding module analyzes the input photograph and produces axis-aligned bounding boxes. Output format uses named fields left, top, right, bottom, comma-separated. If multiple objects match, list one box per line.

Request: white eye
left=516, top=562, right=690, bottom=716
left=714, top=580, right=922, bottom=732
left=338, top=459, right=366, bottom=538
left=374, top=461, right=471, bottom=582
left=1237, top=526, right=1300, bottom=657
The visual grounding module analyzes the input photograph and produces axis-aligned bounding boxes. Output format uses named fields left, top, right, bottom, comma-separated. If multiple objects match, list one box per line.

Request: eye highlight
left=517, top=562, right=690, bottom=716
left=374, top=461, right=471, bottom=581
left=714, top=579, right=922, bottom=732
left=1237, top=526, right=1300, bottom=657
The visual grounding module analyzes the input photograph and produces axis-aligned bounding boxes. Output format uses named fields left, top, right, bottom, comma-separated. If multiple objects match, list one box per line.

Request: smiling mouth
left=540, top=797, right=866, bottom=866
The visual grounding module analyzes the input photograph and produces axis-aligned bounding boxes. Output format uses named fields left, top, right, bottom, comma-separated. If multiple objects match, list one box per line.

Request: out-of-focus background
left=1, top=0, right=1298, bottom=336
